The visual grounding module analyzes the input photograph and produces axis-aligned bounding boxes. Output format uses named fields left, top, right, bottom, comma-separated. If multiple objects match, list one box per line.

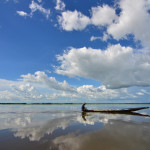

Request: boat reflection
left=82, top=111, right=150, bottom=122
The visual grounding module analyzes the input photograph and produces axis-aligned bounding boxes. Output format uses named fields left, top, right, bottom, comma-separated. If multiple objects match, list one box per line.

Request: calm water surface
left=0, top=104, right=150, bottom=150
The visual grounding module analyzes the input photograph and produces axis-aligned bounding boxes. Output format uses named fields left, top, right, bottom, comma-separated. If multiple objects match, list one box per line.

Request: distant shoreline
left=0, top=103, right=150, bottom=105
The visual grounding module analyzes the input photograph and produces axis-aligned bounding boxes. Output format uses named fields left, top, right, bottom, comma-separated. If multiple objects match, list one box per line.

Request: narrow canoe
left=83, top=107, right=149, bottom=113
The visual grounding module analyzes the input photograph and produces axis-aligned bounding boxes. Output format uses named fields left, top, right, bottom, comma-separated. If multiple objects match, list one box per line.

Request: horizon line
left=0, top=102, right=150, bottom=105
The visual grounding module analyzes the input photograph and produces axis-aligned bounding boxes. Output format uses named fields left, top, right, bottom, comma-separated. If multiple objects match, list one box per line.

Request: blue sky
left=0, top=0, right=150, bottom=103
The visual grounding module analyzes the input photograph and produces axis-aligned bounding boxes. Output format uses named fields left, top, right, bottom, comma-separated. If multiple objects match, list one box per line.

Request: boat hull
left=83, top=107, right=149, bottom=113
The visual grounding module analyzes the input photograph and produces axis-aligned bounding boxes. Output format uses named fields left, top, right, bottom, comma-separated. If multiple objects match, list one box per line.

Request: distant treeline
left=0, top=103, right=81, bottom=105
left=0, top=103, right=150, bottom=105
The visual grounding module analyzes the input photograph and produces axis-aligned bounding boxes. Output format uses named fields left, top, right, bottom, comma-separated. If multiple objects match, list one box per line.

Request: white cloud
left=91, top=5, right=117, bottom=26
left=136, top=92, right=144, bottom=96
left=90, top=33, right=110, bottom=42
left=21, top=72, right=136, bottom=100
left=0, top=90, right=21, bottom=100
left=17, top=1, right=50, bottom=19
left=57, top=0, right=150, bottom=50
left=21, top=71, right=77, bottom=93
left=90, top=36, right=101, bottom=41
left=77, top=85, right=124, bottom=99
left=0, top=79, right=19, bottom=90
left=56, top=44, right=150, bottom=89
left=0, top=79, right=74, bottom=101
left=58, top=4, right=116, bottom=31
left=16, top=11, right=28, bottom=17
left=0, top=71, right=140, bottom=102
left=0, top=78, right=53, bottom=101
left=11, top=83, right=44, bottom=99
left=107, top=0, right=150, bottom=47
left=102, top=32, right=110, bottom=41
left=29, top=1, right=50, bottom=19
left=55, top=0, right=65, bottom=11
left=58, top=10, right=90, bottom=31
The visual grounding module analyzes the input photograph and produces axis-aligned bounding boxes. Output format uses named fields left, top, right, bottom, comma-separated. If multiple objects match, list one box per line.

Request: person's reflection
left=82, top=112, right=87, bottom=121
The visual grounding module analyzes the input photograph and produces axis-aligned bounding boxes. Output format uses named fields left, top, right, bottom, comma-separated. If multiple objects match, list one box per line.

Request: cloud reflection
left=52, top=120, right=150, bottom=150
left=0, top=106, right=150, bottom=145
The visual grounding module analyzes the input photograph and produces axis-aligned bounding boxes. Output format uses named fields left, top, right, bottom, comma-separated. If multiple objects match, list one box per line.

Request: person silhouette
left=82, top=103, right=87, bottom=111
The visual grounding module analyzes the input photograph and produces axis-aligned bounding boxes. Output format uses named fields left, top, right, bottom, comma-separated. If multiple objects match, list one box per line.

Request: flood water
left=0, top=104, right=150, bottom=150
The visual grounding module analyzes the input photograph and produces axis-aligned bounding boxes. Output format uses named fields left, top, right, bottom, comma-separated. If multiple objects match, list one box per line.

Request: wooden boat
left=82, top=103, right=149, bottom=113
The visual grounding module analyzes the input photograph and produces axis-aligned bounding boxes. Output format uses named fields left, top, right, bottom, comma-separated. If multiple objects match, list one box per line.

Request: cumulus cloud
left=0, top=71, right=141, bottom=101
left=0, top=78, right=57, bottom=101
left=58, top=4, right=116, bottom=31
left=56, top=44, right=150, bottom=89
left=21, top=72, right=140, bottom=100
left=21, top=71, right=77, bottom=93
left=29, top=0, right=50, bottom=19
left=102, top=32, right=111, bottom=41
left=17, top=1, right=50, bottom=19
left=91, top=5, right=117, bottom=26
left=90, top=33, right=110, bottom=42
left=77, top=85, right=121, bottom=99
left=0, top=78, right=78, bottom=101
left=11, top=83, right=44, bottom=99
left=21, top=72, right=133, bottom=100
left=0, top=79, right=25, bottom=101
left=58, top=0, right=150, bottom=50
left=58, top=10, right=90, bottom=31
left=90, top=36, right=101, bottom=41
left=55, top=0, right=65, bottom=11
left=16, top=11, right=28, bottom=17
left=107, top=0, right=150, bottom=47
left=0, top=90, right=21, bottom=100
left=20, top=71, right=120, bottom=100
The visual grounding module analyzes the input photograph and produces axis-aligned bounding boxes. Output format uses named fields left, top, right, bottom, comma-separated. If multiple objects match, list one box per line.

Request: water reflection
left=82, top=111, right=150, bottom=122
left=52, top=120, right=150, bottom=150
left=0, top=105, right=150, bottom=150
left=13, top=115, right=78, bottom=141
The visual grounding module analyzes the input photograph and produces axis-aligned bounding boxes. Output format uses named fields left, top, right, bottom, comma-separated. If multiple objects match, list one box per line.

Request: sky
left=0, top=0, right=150, bottom=103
